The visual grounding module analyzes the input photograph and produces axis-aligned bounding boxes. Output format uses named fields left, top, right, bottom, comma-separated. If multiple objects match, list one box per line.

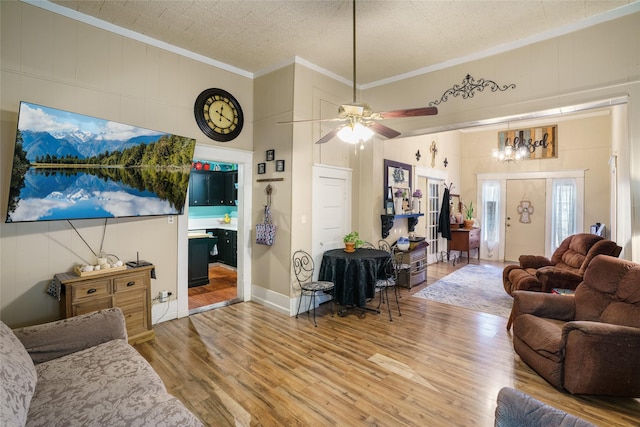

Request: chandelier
left=492, top=142, right=527, bottom=162
left=492, top=123, right=527, bottom=162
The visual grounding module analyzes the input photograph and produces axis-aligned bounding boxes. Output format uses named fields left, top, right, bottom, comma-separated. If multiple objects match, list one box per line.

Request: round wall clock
left=194, top=88, right=244, bottom=142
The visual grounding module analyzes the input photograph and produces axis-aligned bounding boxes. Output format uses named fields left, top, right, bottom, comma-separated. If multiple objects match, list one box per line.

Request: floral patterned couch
left=0, top=308, right=202, bottom=427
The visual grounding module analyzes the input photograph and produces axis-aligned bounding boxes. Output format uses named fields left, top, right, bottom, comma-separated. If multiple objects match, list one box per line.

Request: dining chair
left=360, top=241, right=377, bottom=249
left=292, top=250, right=334, bottom=327
left=374, top=256, right=402, bottom=321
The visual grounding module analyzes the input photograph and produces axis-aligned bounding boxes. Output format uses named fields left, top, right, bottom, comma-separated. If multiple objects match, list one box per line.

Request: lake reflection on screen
left=7, top=166, right=190, bottom=222
left=5, top=101, right=197, bottom=223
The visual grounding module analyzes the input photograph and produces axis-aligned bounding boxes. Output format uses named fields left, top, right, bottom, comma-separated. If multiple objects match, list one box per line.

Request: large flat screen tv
left=6, top=102, right=196, bottom=223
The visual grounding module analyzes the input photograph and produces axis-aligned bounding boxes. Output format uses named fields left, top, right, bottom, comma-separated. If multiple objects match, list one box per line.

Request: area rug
left=412, top=264, right=513, bottom=318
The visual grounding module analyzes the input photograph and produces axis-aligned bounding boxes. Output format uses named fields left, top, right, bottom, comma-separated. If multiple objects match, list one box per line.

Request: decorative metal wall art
left=518, top=200, right=534, bottom=223
left=430, top=141, right=438, bottom=167
left=429, top=74, right=516, bottom=106
left=415, top=150, right=421, bottom=162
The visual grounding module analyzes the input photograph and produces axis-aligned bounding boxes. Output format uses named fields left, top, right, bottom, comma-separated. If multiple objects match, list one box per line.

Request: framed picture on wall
left=257, top=163, right=266, bottom=174
left=383, top=159, right=412, bottom=209
left=275, top=159, right=285, bottom=172
left=266, top=149, right=275, bottom=161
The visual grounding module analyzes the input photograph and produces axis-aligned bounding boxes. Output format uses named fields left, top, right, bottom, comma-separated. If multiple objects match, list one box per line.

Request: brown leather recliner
left=503, top=233, right=622, bottom=296
left=510, top=255, right=640, bottom=397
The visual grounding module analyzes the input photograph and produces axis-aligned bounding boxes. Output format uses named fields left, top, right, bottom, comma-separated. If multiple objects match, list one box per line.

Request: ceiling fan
left=277, top=0, right=438, bottom=145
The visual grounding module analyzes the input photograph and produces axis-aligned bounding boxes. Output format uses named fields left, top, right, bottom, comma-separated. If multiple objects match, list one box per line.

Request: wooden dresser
left=396, top=240, right=428, bottom=289
left=55, top=265, right=155, bottom=345
left=448, top=228, right=481, bottom=264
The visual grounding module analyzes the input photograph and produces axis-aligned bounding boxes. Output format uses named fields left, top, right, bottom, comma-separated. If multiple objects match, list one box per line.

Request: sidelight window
left=551, top=178, right=577, bottom=251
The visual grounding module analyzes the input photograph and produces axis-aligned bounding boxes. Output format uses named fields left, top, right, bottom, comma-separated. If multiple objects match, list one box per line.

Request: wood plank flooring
left=136, top=259, right=640, bottom=427
left=188, top=264, right=237, bottom=310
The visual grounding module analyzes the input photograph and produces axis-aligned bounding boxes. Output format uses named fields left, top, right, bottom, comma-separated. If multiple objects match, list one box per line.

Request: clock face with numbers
left=194, top=88, right=244, bottom=142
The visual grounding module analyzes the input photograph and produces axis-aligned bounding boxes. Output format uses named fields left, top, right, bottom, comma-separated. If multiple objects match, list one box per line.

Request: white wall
left=0, top=1, right=253, bottom=327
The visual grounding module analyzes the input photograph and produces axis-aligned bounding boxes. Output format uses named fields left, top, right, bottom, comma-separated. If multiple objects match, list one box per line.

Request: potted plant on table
left=343, top=231, right=364, bottom=253
left=463, top=201, right=474, bottom=229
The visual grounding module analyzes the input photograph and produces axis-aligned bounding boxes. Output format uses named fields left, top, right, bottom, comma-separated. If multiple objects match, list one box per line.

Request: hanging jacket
left=438, top=188, right=452, bottom=240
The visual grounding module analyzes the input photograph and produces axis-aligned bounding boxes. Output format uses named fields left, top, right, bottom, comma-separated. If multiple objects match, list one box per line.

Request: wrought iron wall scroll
left=428, top=74, right=516, bottom=106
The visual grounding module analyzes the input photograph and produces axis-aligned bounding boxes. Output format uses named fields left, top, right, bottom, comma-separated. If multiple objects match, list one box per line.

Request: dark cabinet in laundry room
left=224, top=172, right=238, bottom=206
left=189, top=171, right=223, bottom=206
left=188, top=236, right=210, bottom=288
left=189, top=171, right=237, bottom=206
left=216, top=230, right=237, bottom=268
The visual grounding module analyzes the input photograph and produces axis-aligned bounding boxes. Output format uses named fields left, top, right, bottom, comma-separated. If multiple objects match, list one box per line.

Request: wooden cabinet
left=56, top=266, right=155, bottom=345
left=448, top=228, right=481, bottom=264
left=397, top=245, right=427, bottom=289
left=188, top=236, right=210, bottom=288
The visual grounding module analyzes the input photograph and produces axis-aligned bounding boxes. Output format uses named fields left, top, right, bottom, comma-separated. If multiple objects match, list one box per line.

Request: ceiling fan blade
left=378, top=107, right=438, bottom=119
left=315, top=127, right=342, bottom=144
left=277, top=117, right=346, bottom=125
left=369, top=122, right=401, bottom=139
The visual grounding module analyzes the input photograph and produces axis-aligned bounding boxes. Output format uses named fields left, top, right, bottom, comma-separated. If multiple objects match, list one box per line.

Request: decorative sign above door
left=498, top=125, right=558, bottom=160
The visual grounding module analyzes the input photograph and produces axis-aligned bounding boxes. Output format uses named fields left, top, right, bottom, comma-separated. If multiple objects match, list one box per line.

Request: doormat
left=412, top=264, right=513, bottom=318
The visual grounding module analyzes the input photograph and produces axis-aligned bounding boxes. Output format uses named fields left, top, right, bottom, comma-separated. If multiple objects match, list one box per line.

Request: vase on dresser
left=394, top=197, right=403, bottom=214
left=412, top=199, right=421, bottom=214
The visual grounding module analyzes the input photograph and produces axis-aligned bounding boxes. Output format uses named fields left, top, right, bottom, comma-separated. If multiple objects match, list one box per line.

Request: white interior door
left=312, top=165, right=352, bottom=276
left=504, top=179, right=546, bottom=262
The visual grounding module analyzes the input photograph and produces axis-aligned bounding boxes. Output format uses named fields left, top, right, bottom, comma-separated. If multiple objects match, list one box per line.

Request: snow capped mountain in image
left=50, top=129, right=93, bottom=144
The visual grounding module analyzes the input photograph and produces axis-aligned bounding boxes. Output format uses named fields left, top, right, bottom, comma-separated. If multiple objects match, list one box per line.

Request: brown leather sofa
left=503, top=233, right=621, bottom=296
left=510, top=255, right=640, bottom=397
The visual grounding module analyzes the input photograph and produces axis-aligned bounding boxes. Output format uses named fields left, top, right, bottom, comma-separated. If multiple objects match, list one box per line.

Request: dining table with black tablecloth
left=318, top=248, right=391, bottom=312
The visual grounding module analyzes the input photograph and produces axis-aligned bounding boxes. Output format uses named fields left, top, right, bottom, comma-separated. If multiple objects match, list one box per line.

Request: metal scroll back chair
left=378, top=240, right=392, bottom=253
left=292, top=250, right=334, bottom=327
left=375, top=255, right=402, bottom=321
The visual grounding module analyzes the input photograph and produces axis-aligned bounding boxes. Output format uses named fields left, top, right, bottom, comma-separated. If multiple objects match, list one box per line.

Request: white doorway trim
left=175, top=145, right=253, bottom=320
left=415, top=166, right=448, bottom=262
left=476, top=170, right=585, bottom=261
left=415, top=166, right=447, bottom=182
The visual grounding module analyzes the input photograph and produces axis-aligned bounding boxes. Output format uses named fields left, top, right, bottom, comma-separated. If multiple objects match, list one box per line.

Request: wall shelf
left=381, top=213, right=424, bottom=238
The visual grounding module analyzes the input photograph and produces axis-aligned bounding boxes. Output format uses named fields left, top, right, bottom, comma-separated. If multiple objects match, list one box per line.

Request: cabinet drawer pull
left=87, top=288, right=97, bottom=294
left=127, top=281, right=135, bottom=287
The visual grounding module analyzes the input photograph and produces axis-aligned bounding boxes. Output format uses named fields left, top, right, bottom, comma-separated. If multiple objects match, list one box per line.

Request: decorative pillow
left=0, top=321, right=37, bottom=427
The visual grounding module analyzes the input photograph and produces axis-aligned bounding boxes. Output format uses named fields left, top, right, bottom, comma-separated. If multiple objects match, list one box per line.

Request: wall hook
left=265, top=184, right=272, bottom=206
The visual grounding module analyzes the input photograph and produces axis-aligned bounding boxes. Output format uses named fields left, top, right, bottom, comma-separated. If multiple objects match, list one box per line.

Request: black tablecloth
left=318, top=248, right=391, bottom=308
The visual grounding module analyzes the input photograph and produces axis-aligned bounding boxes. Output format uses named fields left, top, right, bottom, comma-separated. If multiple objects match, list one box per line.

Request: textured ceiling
left=49, top=0, right=638, bottom=86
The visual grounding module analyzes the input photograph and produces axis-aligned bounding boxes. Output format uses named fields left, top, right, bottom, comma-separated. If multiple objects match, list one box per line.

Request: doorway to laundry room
left=187, top=159, right=239, bottom=313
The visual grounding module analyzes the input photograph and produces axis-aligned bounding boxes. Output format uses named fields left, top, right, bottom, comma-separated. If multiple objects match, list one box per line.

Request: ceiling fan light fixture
left=337, top=122, right=374, bottom=144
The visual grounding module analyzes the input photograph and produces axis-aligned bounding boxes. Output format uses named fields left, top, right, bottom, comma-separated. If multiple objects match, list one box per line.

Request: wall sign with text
left=498, top=125, right=557, bottom=159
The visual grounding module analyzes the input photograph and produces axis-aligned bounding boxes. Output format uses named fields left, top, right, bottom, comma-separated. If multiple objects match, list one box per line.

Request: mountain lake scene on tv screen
left=6, top=102, right=196, bottom=222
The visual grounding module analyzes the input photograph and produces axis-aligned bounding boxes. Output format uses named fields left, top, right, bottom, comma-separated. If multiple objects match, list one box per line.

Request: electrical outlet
left=157, top=290, right=171, bottom=303
left=167, top=216, right=174, bottom=224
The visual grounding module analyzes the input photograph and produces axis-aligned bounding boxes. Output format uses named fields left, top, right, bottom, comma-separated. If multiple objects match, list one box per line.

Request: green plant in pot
left=463, top=201, right=474, bottom=229
left=343, top=231, right=364, bottom=253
